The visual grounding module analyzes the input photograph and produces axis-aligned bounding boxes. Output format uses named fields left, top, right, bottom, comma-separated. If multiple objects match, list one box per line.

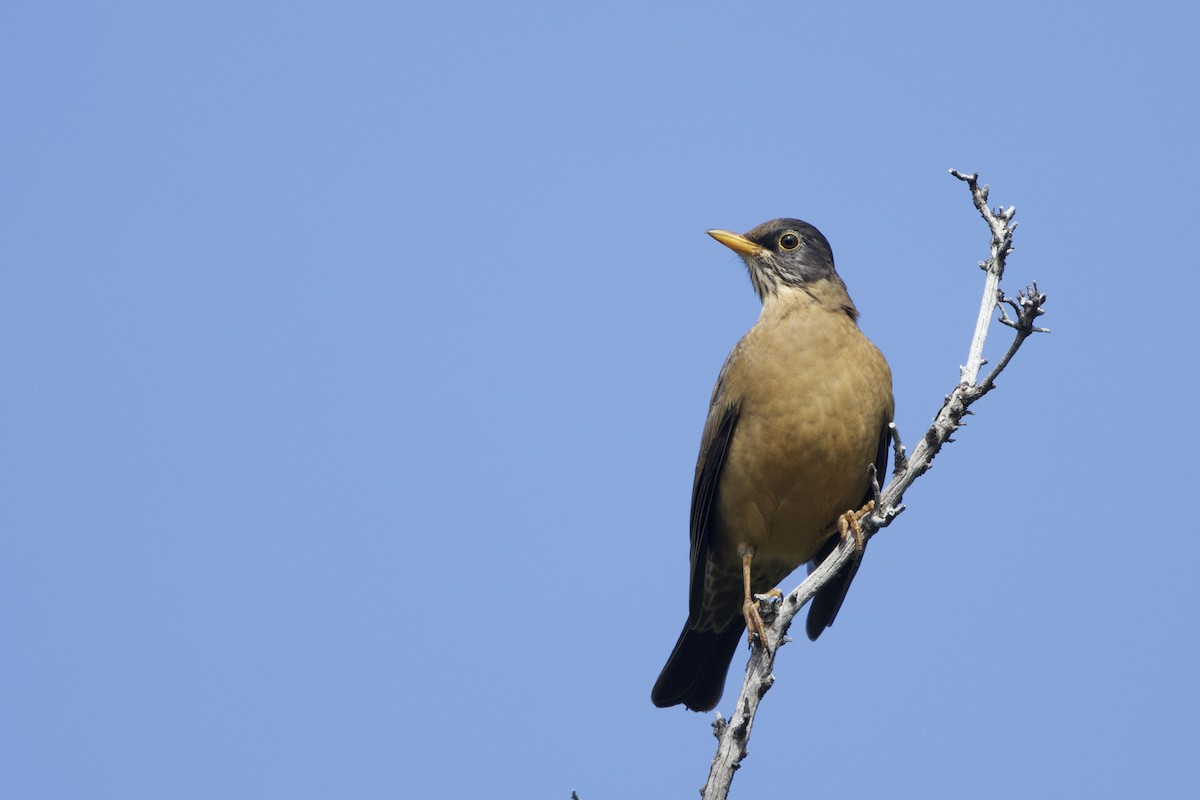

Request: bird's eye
left=779, top=232, right=800, bottom=251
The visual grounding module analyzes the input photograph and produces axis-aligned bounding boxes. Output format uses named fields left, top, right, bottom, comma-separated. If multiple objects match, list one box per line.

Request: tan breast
left=711, top=285, right=893, bottom=586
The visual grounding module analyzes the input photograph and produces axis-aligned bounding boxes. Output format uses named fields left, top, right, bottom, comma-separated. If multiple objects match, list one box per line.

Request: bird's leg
left=739, top=547, right=771, bottom=650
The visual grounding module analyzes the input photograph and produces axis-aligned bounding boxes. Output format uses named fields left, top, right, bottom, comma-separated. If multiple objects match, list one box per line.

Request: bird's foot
left=743, top=597, right=772, bottom=651
left=754, top=589, right=783, bottom=641
left=838, top=501, right=874, bottom=554
left=754, top=588, right=783, bottom=611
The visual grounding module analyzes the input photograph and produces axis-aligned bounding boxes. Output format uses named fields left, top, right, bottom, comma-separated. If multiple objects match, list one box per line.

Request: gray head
left=707, top=218, right=846, bottom=305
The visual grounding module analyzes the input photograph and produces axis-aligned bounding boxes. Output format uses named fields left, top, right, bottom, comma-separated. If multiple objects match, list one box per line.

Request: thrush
left=651, top=219, right=894, bottom=712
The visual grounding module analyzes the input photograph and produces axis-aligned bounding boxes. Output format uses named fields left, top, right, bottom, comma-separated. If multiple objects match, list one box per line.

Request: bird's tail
left=805, top=533, right=864, bottom=641
left=650, top=622, right=744, bottom=712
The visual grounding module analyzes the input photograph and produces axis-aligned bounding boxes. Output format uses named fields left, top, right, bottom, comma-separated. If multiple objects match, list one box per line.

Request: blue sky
left=3, top=2, right=1198, bottom=797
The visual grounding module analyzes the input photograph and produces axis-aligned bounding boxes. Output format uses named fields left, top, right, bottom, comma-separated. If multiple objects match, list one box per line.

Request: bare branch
left=701, top=171, right=1048, bottom=799
left=887, top=422, right=908, bottom=476
left=978, top=283, right=1048, bottom=392
left=951, top=169, right=1019, bottom=386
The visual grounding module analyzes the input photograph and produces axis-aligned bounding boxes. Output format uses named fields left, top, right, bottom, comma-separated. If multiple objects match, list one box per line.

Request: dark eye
left=779, top=232, right=800, bottom=251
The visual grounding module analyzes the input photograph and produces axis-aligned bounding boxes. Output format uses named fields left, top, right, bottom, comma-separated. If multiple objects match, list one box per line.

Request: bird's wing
left=687, top=362, right=741, bottom=626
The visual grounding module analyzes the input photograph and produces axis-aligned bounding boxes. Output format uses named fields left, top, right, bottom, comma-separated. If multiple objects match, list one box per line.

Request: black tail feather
left=651, top=623, right=745, bottom=712
left=805, top=535, right=863, bottom=641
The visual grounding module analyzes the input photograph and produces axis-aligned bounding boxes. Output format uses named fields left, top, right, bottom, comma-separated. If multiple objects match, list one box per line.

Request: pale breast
left=711, top=301, right=893, bottom=579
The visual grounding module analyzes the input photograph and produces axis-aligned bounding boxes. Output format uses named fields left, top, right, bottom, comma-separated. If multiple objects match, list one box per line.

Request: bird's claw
left=743, top=599, right=770, bottom=651
left=838, top=501, right=873, bottom=553
left=754, top=588, right=783, bottom=612
left=744, top=589, right=782, bottom=650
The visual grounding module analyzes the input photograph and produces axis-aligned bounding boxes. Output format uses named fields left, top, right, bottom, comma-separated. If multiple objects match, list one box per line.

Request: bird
left=651, top=218, right=894, bottom=712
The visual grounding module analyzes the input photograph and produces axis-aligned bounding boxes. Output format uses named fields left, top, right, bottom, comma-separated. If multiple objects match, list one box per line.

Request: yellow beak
left=707, top=229, right=763, bottom=257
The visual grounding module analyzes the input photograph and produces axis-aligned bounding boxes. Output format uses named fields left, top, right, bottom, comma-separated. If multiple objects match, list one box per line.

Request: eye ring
left=779, top=232, right=800, bottom=251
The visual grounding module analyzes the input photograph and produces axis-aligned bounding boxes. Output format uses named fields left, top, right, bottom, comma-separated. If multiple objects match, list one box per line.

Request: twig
left=700, top=170, right=1048, bottom=799
left=952, top=169, right=1018, bottom=386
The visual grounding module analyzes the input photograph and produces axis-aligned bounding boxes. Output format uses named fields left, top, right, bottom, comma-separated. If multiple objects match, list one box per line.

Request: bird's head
left=707, top=218, right=844, bottom=307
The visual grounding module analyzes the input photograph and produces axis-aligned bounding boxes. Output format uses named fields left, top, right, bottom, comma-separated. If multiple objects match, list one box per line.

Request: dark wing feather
left=650, top=380, right=741, bottom=711
left=687, top=400, right=739, bottom=625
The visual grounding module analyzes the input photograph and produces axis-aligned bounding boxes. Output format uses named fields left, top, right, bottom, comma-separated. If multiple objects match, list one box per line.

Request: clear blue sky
left=3, top=2, right=1198, bottom=798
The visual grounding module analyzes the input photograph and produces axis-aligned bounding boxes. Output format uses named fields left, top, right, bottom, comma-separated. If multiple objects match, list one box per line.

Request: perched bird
left=651, top=219, right=894, bottom=712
